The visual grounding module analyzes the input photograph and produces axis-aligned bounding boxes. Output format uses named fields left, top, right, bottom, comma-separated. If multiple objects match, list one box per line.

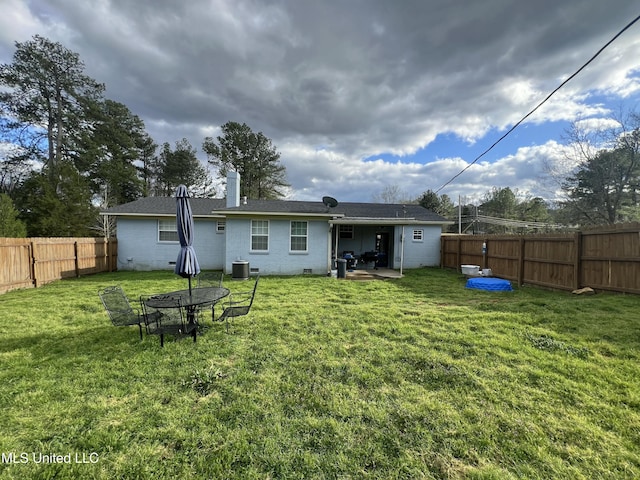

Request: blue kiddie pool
left=466, top=277, right=513, bottom=291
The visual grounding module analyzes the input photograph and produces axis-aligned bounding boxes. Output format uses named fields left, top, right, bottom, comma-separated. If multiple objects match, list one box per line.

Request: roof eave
left=330, top=218, right=453, bottom=225
left=100, top=212, right=226, bottom=219
left=212, top=210, right=343, bottom=218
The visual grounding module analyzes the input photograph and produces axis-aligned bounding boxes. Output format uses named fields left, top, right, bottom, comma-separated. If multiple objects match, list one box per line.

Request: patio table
left=145, top=286, right=230, bottom=323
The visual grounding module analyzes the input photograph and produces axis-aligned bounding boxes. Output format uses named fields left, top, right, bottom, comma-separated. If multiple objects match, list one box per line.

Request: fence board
left=441, top=223, right=640, bottom=294
left=0, top=243, right=32, bottom=292
left=579, top=226, right=640, bottom=294
left=0, top=237, right=117, bottom=294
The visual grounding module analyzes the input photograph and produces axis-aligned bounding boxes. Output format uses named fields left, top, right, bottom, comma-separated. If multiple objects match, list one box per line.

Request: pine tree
left=203, top=122, right=289, bottom=199
left=0, top=193, right=27, bottom=237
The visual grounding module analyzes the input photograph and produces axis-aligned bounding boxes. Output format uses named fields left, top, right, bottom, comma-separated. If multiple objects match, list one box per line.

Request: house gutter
left=98, top=212, right=226, bottom=219
left=329, top=218, right=452, bottom=225
left=212, top=211, right=343, bottom=219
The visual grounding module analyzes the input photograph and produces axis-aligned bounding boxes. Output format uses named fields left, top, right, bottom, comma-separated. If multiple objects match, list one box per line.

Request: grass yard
left=0, top=268, right=639, bottom=479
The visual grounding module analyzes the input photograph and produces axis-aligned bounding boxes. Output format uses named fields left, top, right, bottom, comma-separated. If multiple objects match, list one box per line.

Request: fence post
left=74, top=241, right=80, bottom=278
left=103, top=238, right=108, bottom=272
left=30, top=240, right=39, bottom=288
left=573, top=231, right=582, bottom=290
left=111, top=238, right=117, bottom=272
left=518, top=237, right=525, bottom=286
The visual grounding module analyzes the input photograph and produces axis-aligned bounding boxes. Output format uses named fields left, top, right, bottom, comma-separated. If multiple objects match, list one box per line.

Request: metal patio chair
left=195, top=271, right=225, bottom=321
left=98, top=286, right=143, bottom=340
left=140, top=294, right=197, bottom=347
left=219, top=275, right=260, bottom=333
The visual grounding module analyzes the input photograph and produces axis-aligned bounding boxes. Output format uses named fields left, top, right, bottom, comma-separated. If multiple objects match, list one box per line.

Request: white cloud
left=574, top=117, right=622, bottom=134
left=2, top=0, right=640, bottom=204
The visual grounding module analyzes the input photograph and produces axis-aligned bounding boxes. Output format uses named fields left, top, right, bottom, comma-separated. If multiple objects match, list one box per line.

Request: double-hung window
left=290, top=221, right=308, bottom=252
left=339, top=225, right=354, bottom=239
left=158, top=219, right=178, bottom=242
left=412, top=229, right=424, bottom=242
left=251, top=220, right=269, bottom=251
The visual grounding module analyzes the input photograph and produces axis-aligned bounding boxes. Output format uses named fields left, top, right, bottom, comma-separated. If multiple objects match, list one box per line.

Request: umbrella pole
left=187, top=276, right=195, bottom=324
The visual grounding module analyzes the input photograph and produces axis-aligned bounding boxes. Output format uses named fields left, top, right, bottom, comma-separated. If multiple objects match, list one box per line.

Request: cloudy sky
left=2, top=1, right=640, bottom=204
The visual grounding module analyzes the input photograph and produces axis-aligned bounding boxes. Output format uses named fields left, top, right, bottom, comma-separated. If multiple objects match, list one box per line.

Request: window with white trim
left=216, top=220, right=226, bottom=233
left=412, top=229, right=424, bottom=241
left=251, top=220, right=269, bottom=251
left=290, top=221, right=308, bottom=252
left=158, top=219, right=178, bottom=242
left=339, top=225, right=354, bottom=239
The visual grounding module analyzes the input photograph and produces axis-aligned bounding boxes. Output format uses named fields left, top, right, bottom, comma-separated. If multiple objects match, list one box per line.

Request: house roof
left=218, top=200, right=449, bottom=223
left=102, top=197, right=451, bottom=224
left=101, top=197, right=227, bottom=217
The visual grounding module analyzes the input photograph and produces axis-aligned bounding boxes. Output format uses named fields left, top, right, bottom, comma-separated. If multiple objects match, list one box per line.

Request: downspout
left=334, top=224, right=339, bottom=269
left=327, top=224, right=333, bottom=274
left=458, top=194, right=462, bottom=234
left=400, top=225, right=405, bottom=276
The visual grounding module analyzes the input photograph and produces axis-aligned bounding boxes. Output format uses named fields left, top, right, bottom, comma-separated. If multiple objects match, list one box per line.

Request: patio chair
left=197, top=271, right=224, bottom=288
left=98, top=286, right=143, bottom=340
left=219, top=275, right=259, bottom=333
left=196, top=271, right=224, bottom=321
left=140, top=294, right=197, bottom=347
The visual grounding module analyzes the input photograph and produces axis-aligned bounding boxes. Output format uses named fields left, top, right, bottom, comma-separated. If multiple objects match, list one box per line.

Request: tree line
left=0, top=35, right=288, bottom=237
left=374, top=185, right=555, bottom=234
left=378, top=110, right=640, bottom=232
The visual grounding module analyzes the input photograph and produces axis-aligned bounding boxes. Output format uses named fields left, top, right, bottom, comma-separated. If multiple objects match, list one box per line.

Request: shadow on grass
left=0, top=325, right=144, bottom=360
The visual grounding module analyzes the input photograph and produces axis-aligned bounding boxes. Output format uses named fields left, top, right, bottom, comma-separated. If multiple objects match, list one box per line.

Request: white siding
left=116, top=217, right=224, bottom=271
left=225, top=217, right=330, bottom=275
left=393, top=225, right=442, bottom=268
left=115, top=215, right=443, bottom=274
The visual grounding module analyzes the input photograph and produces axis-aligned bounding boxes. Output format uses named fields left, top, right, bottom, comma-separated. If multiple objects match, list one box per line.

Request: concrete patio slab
left=345, top=268, right=403, bottom=280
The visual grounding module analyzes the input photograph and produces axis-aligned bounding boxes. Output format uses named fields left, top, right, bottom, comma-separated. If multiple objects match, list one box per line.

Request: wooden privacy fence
left=441, top=223, right=640, bottom=294
left=0, top=237, right=117, bottom=294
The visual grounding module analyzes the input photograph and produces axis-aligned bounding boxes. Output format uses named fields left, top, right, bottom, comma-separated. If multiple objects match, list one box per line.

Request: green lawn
left=0, top=268, right=639, bottom=479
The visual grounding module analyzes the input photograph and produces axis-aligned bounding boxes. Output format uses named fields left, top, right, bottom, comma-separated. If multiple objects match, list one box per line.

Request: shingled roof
left=102, top=197, right=226, bottom=216
left=102, top=197, right=450, bottom=223
left=218, top=200, right=447, bottom=222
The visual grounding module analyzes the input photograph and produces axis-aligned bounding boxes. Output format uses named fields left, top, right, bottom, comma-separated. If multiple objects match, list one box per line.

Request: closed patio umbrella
left=175, top=185, right=200, bottom=294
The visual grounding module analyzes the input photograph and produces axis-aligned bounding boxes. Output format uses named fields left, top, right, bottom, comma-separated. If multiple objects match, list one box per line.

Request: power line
left=435, top=13, right=640, bottom=194
left=462, top=214, right=566, bottom=230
